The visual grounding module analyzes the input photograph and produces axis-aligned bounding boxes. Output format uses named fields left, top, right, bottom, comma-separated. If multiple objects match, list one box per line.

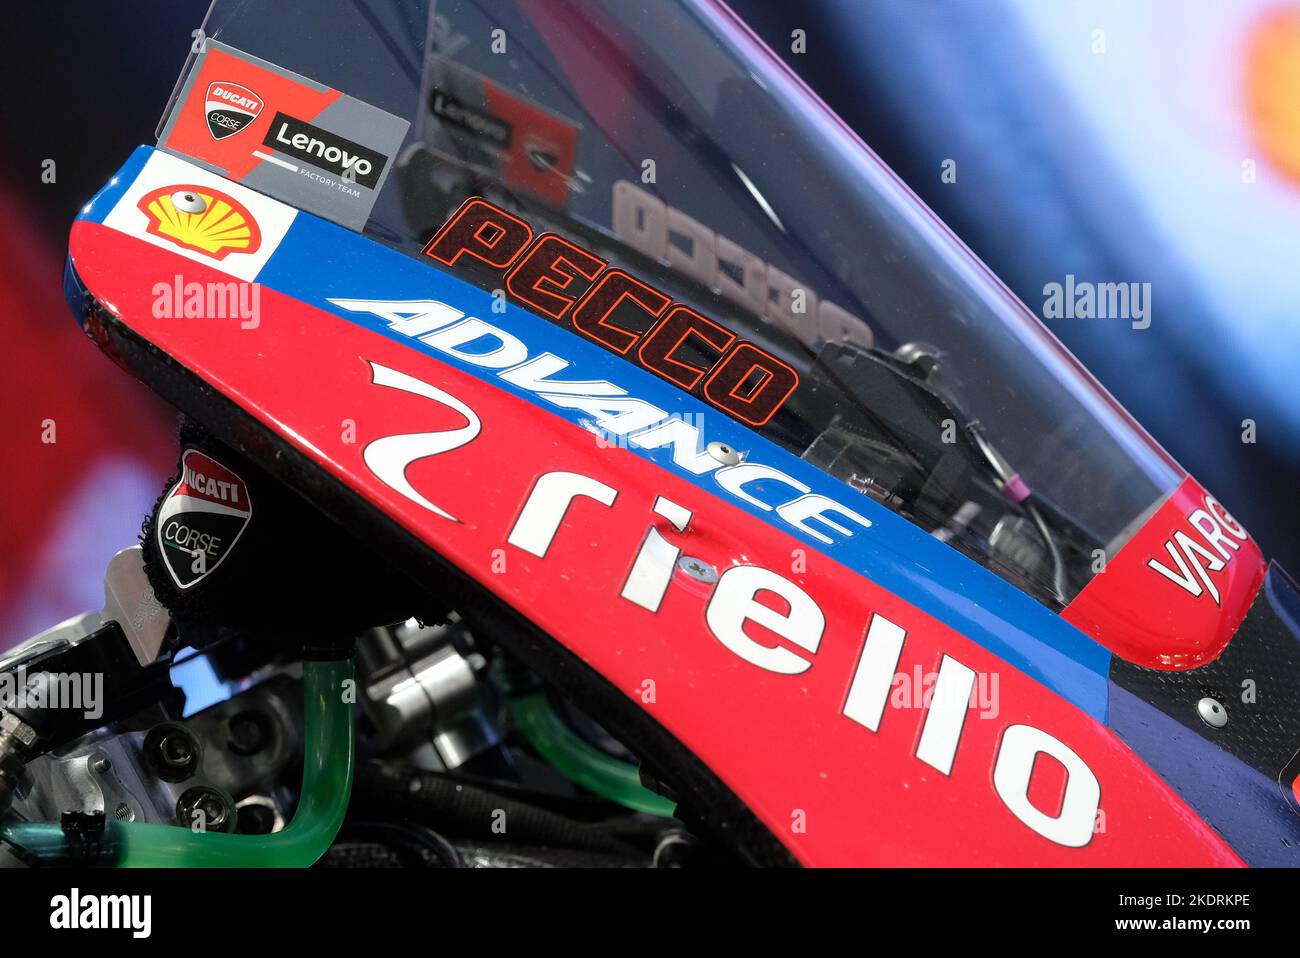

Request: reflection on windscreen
left=193, top=0, right=1183, bottom=609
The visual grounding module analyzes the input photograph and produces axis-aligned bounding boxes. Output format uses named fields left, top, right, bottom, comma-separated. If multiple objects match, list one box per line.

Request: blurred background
left=1, top=0, right=1296, bottom=649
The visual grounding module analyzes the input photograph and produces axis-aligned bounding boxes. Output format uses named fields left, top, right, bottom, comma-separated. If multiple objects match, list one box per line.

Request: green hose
left=508, top=693, right=676, bottom=817
left=0, top=658, right=354, bottom=867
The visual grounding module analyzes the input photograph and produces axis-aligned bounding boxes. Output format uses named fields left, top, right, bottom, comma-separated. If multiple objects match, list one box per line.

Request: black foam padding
left=140, top=420, right=433, bottom=643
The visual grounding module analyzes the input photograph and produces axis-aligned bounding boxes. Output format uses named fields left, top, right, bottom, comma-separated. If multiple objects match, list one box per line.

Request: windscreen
left=173, top=0, right=1184, bottom=609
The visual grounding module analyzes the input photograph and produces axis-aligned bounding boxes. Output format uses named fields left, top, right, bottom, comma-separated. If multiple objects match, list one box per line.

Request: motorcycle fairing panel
left=43, top=0, right=1300, bottom=866
left=65, top=138, right=1296, bottom=866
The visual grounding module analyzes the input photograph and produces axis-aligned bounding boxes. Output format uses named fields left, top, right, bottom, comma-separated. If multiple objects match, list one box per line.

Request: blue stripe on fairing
left=80, top=147, right=1115, bottom=721
left=77, top=147, right=149, bottom=225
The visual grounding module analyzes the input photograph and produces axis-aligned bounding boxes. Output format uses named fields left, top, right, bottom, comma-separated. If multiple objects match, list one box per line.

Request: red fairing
left=1064, top=477, right=1266, bottom=670
left=68, top=221, right=1243, bottom=866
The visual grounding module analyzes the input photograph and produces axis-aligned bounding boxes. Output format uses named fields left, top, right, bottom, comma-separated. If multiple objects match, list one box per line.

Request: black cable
left=351, top=762, right=646, bottom=858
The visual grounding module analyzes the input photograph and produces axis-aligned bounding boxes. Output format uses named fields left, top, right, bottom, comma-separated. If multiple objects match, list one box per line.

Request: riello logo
left=205, top=81, right=263, bottom=139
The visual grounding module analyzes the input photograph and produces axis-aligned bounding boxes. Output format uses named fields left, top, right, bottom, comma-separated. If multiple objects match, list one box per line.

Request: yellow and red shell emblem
left=136, top=184, right=262, bottom=260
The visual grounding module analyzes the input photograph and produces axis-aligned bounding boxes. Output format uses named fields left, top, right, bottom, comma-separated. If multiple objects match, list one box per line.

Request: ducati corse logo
left=156, top=449, right=252, bottom=590
left=205, top=81, right=263, bottom=140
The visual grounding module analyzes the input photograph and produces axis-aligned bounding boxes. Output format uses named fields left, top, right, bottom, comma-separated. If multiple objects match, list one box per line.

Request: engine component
left=101, top=547, right=172, bottom=667
left=176, top=786, right=237, bottom=833
left=356, top=618, right=498, bottom=766
left=1, top=657, right=354, bottom=867
left=0, top=712, right=37, bottom=818
left=10, top=673, right=303, bottom=832
left=143, top=724, right=200, bottom=783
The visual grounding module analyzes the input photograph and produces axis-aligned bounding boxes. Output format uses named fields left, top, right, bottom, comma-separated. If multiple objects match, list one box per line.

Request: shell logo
left=136, top=184, right=262, bottom=260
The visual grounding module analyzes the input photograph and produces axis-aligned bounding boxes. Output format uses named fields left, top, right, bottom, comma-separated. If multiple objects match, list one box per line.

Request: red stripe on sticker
left=173, top=449, right=249, bottom=512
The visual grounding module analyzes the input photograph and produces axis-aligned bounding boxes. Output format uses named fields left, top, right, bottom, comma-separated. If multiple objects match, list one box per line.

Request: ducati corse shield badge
left=157, top=449, right=252, bottom=590
left=205, top=80, right=263, bottom=139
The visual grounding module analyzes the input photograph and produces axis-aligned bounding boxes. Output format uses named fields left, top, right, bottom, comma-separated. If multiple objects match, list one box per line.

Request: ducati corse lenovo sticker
left=159, top=41, right=409, bottom=230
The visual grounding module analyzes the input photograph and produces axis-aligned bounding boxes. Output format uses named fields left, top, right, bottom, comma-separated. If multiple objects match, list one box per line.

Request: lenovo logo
left=263, top=112, right=386, bottom=189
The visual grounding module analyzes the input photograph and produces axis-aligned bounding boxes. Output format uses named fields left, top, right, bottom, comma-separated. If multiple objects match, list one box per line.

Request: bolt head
left=1197, top=696, right=1228, bottom=729
left=161, top=733, right=195, bottom=767
left=677, top=556, right=719, bottom=584
left=177, top=787, right=233, bottom=832
left=0, top=712, right=37, bottom=747
left=170, top=190, right=207, bottom=214
left=707, top=441, right=743, bottom=467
